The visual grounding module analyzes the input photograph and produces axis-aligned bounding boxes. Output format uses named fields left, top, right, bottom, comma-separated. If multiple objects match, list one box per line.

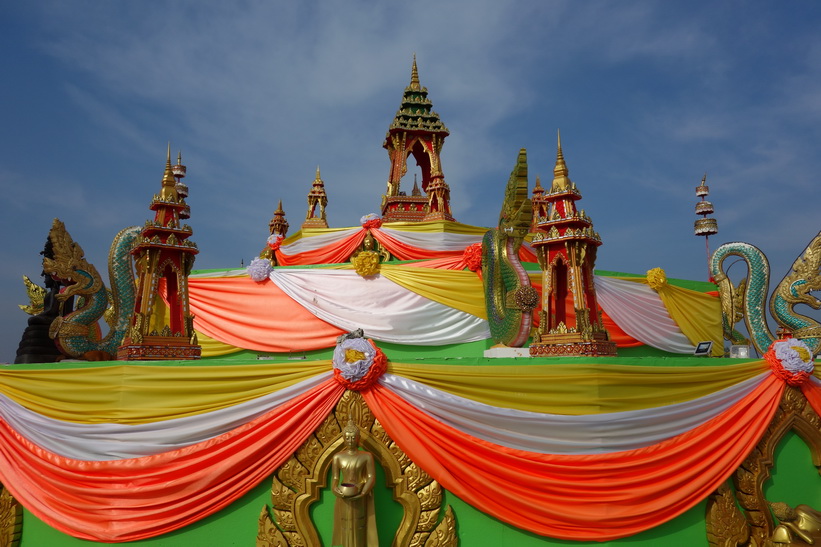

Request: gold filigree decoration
left=705, top=482, right=749, bottom=547
left=42, top=218, right=104, bottom=302
left=18, top=276, right=46, bottom=316
left=351, top=251, right=381, bottom=277
left=705, top=386, right=821, bottom=546
left=0, top=484, right=23, bottom=547
left=257, top=391, right=457, bottom=547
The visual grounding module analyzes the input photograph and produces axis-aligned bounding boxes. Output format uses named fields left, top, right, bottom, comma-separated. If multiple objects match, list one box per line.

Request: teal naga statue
left=711, top=231, right=821, bottom=356
left=481, top=149, right=539, bottom=347
left=42, top=218, right=141, bottom=360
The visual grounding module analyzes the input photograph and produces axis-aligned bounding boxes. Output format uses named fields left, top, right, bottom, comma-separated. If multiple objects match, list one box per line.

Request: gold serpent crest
left=257, top=391, right=457, bottom=546
left=0, top=485, right=22, bottom=547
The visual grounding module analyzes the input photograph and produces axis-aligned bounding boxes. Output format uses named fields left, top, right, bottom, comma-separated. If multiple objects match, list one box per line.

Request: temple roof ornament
left=387, top=55, right=449, bottom=136
left=381, top=57, right=453, bottom=222
left=551, top=131, right=572, bottom=192
left=269, top=199, right=289, bottom=237
left=530, top=132, right=615, bottom=357
left=303, top=166, right=329, bottom=229
left=118, top=144, right=200, bottom=360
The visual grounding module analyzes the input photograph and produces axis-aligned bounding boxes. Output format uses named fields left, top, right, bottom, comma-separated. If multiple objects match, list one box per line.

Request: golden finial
left=700, top=173, right=707, bottom=186
left=315, top=165, right=321, bottom=180
left=162, top=143, right=176, bottom=186
left=177, top=150, right=182, bottom=164
left=534, top=175, right=543, bottom=190
left=276, top=199, right=284, bottom=213
left=552, top=130, right=571, bottom=191
left=410, top=54, right=420, bottom=90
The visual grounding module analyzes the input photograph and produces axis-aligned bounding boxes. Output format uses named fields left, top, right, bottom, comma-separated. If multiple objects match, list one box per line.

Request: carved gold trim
left=706, top=386, right=821, bottom=546
left=257, top=391, right=457, bottom=546
left=0, top=484, right=22, bottom=547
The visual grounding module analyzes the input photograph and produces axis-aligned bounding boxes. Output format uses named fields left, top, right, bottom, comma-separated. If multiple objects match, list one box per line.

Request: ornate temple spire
left=530, top=135, right=615, bottom=357
left=160, top=143, right=178, bottom=201
left=382, top=57, right=452, bottom=222
left=410, top=53, right=421, bottom=91
left=269, top=199, right=289, bottom=237
left=172, top=151, right=189, bottom=214
left=530, top=175, right=548, bottom=232
left=551, top=130, right=571, bottom=192
left=119, top=145, right=200, bottom=360
left=302, top=166, right=329, bottom=229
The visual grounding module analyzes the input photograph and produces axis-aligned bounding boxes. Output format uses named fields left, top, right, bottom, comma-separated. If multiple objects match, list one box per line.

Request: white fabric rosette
left=247, top=257, right=273, bottom=282
left=332, top=336, right=377, bottom=383
left=773, top=339, right=815, bottom=375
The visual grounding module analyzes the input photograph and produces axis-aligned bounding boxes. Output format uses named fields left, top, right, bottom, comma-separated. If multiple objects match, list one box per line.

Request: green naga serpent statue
left=42, top=218, right=141, bottom=360
left=711, top=231, right=821, bottom=356
left=481, top=149, right=539, bottom=347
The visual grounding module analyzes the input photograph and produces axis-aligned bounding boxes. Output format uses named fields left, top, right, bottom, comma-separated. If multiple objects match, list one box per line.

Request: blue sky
left=1, top=1, right=820, bottom=362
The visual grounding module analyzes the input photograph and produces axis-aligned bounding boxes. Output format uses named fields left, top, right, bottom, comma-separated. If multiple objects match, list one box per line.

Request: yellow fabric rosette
left=351, top=251, right=381, bottom=277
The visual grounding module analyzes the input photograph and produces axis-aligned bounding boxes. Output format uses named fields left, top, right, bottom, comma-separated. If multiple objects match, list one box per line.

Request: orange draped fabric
left=0, top=378, right=345, bottom=543
left=372, top=229, right=465, bottom=260
left=275, top=230, right=366, bottom=265
left=363, top=375, right=783, bottom=541
left=188, top=276, right=345, bottom=352
left=519, top=245, right=537, bottom=263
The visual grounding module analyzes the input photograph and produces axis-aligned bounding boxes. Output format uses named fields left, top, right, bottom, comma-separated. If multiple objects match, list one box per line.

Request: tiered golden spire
left=410, top=54, right=421, bottom=90
left=551, top=130, right=571, bottom=192
left=303, top=165, right=329, bottom=228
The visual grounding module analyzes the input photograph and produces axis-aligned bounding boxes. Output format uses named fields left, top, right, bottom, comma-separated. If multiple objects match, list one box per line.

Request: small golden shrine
left=117, top=146, right=201, bottom=360
left=302, top=166, right=329, bottom=229
left=530, top=175, right=547, bottom=233
left=261, top=199, right=288, bottom=265
left=530, top=132, right=616, bottom=357
left=381, top=56, right=453, bottom=222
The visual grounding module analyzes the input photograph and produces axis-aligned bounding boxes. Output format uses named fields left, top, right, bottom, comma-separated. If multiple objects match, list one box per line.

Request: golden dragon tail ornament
left=481, top=149, right=537, bottom=347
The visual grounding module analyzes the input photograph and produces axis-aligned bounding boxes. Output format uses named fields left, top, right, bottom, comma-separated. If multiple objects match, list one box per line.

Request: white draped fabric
left=375, top=227, right=484, bottom=251
left=269, top=269, right=490, bottom=344
left=279, top=228, right=360, bottom=254
left=0, top=373, right=331, bottom=461
left=595, top=275, right=695, bottom=354
left=379, top=372, right=767, bottom=454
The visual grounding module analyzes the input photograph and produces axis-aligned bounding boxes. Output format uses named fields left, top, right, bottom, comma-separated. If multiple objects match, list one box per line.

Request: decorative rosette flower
left=360, top=213, right=382, bottom=229
left=247, top=257, right=273, bottom=282
left=463, top=242, right=483, bottom=272
left=646, top=267, right=667, bottom=291
left=267, top=234, right=284, bottom=251
left=765, top=338, right=815, bottom=386
left=332, top=333, right=387, bottom=390
left=351, top=251, right=380, bottom=277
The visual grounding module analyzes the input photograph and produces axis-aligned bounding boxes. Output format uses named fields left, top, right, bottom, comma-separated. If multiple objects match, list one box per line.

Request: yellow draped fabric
left=379, top=264, right=487, bottom=319
left=387, top=360, right=768, bottom=414
left=0, top=361, right=331, bottom=424
left=198, top=330, right=244, bottom=357
left=623, top=276, right=723, bottom=356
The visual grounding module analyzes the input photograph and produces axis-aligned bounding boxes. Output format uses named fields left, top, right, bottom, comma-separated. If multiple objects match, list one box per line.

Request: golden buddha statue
left=331, top=420, right=378, bottom=547
left=770, top=502, right=821, bottom=546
